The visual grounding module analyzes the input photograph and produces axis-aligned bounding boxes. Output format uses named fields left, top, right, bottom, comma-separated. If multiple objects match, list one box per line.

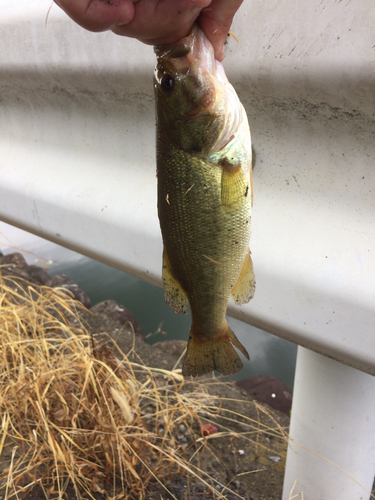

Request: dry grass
left=0, top=271, right=287, bottom=500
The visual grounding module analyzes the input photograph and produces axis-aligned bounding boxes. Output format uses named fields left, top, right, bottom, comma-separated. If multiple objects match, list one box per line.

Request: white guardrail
left=1, top=1, right=375, bottom=498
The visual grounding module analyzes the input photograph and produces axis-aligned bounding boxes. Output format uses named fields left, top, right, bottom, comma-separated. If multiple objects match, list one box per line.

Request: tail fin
left=182, top=323, right=249, bottom=377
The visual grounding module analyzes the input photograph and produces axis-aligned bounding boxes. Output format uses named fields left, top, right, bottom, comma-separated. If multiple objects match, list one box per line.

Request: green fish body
left=154, top=25, right=255, bottom=377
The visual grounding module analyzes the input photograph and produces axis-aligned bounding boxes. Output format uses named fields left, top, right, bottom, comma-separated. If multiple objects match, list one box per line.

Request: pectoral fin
left=231, top=250, right=256, bottom=305
left=162, top=248, right=188, bottom=314
left=220, top=160, right=249, bottom=211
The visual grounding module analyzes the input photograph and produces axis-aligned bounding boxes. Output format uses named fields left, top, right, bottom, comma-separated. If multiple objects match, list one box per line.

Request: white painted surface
left=283, top=347, right=375, bottom=499
left=1, top=0, right=374, bottom=374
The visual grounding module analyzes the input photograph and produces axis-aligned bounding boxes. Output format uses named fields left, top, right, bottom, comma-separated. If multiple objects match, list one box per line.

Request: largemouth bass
left=154, top=25, right=255, bottom=377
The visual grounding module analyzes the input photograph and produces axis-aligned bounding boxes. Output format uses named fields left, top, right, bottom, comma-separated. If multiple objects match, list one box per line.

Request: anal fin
left=162, top=248, right=188, bottom=314
left=231, top=250, right=256, bottom=306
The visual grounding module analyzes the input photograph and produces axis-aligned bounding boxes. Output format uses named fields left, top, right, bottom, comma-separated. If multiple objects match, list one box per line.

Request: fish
left=154, top=24, right=255, bottom=377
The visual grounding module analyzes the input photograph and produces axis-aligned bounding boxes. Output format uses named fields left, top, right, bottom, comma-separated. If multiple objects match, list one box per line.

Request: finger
left=112, top=0, right=211, bottom=44
left=198, top=0, right=243, bottom=61
left=54, top=0, right=136, bottom=32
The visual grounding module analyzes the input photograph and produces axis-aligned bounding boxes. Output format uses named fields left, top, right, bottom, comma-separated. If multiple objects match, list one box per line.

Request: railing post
left=283, top=346, right=375, bottom=500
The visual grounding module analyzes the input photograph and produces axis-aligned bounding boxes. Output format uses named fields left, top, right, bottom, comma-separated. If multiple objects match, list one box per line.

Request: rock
left=153, top=340, right=187, bottom=368
left=27, top=265, right=52, bottom=285
left=1, top=252, right=28, bottom=268
left=49, top=275, right=92, bottom=309
left=0, top=253, right=47, bottom=285
left=91, top=299, right=145, bottom=341
left=236, top=375, right=292, bottom=413
left=231, top=465, right=241, bottom=474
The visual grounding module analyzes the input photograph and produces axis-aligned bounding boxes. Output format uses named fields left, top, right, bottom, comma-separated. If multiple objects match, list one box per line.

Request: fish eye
left=160, top=74, right=174, bottom=92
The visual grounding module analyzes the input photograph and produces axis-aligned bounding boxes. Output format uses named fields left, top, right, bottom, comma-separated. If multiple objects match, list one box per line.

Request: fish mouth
left=154, top=24, right=217, bottom=77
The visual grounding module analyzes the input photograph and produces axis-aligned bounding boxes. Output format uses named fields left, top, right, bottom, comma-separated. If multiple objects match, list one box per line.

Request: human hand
left=53, top=0, right=243, bottom=61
